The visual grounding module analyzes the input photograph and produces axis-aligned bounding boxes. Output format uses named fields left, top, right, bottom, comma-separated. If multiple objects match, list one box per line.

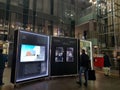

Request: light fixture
left=89, top=0, right=96, bottom=4
left=11, top=24, right=15, bottom=28
left=89, top=0, right=92, bottom=3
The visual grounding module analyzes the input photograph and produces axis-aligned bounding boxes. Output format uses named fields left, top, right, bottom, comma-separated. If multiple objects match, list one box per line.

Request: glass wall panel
left=0, top=9, right=6, bottom=41
left=29, top=0, right=33, bottom=10
left=0, top=0, right=6, bottom=3
left=36, top=0, right=43, bottom=12
left=17, top=0, right=23, bottom=8
left=0, top=9, right=5, bottom=22
left=12, top=13, right=23, bottom=30
left=35, top=16, right=44, bottom=34
left=43, top=0, right=50, bottom=14
left=0, top=0, right=76, bottom=41
left=27, top=15, right=33, bottom=31
left=11, top=0, right=18, bottom=6
left=57, top=1, right=63, bottom=18
left=54, top=0, right=59, bottom=16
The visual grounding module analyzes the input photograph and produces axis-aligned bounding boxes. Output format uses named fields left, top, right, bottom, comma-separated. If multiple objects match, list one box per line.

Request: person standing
left=103, top=52, right=111, bottom=76
left=77, top=49, right=90, bottom=87
left=0, top=48, right=7, bottom=86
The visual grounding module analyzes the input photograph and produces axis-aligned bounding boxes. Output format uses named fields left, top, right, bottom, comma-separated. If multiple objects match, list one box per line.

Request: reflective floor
left=0, top=67, right=120, bottom=90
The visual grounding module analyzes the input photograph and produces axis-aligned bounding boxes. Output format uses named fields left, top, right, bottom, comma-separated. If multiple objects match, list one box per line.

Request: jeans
left=79, top=66, right=88, bottom=84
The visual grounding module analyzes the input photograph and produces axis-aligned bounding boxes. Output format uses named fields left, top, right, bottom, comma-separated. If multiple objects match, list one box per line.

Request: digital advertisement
left=20, top=44, right=45, bottom=62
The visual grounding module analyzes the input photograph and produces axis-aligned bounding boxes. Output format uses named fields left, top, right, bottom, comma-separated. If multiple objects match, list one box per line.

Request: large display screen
left=11, top=30, right=49, bottom=83
left=20, top=44, right=45, bottom=62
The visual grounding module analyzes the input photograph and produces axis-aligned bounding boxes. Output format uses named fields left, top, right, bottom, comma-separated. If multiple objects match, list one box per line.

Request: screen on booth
left=20, top=44, right=45, bottom=62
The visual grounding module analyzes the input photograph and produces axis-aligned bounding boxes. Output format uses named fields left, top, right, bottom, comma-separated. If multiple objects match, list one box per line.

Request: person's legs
left=103, top=67, right=107, bottom=75
left=77, top=67, right=83, bottom=85
left=84, top=68, right=88, bottom=86
left=0, top=74, right=2, bottom=84
left=79, top=67, right=83, bottom=84
left=0, top=69, right=4, bottom=85
left=103, top=67, right=105, bottom=75
left=107, top=67, right=111, bottom=76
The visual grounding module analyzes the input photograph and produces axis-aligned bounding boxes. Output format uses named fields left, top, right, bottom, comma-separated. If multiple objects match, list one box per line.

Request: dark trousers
left=0, top=68, right=4, bottom=84
left=79, top=66, right=88, bottom=84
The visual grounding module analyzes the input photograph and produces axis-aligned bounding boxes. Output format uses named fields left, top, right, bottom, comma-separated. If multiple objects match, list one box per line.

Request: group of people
left=77, top=49, right=111, bottom=87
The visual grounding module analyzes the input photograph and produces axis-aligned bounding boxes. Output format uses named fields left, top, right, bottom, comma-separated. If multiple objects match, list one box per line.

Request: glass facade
left=0, top=0, right=77, bottom=43
left=97, top=0, right=120, bottom=50
left=96, top=0, right=120, bottom=69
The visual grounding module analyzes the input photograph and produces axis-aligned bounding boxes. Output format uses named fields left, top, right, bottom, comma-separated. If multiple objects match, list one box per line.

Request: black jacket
left=80, top=53, right=90, bottom=69
left=104, top=54, right=111, bottom=67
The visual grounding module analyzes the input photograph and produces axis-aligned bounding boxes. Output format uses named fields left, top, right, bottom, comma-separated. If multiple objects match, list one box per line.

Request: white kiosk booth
left=80, top=40, right=93, bottom=70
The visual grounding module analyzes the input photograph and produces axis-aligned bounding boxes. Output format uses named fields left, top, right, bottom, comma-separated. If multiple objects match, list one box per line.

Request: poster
left=66, top=47, right=74, bottom=62
left=55, top=47, right=64, bottom=62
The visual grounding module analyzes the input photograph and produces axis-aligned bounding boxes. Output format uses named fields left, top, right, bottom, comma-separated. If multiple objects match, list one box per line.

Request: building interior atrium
left=0, top=0, right=120, bottom=72
left=1, top=0, right=120, bottom=90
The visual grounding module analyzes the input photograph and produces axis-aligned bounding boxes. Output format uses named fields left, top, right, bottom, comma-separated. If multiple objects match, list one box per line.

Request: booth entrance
left=80, top=40, right=93, bottom=69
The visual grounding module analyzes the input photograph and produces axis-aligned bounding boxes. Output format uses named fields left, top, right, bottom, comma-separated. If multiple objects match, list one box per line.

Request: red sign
left=94, top=57, right=104, bottom=68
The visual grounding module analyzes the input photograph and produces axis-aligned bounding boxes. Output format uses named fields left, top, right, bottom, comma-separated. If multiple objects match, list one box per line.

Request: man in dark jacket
left=0, top=49, right=7, bottom=86
left=103, top=52, right=111, bottom=76
left=77, top=49, right=90, bottom=87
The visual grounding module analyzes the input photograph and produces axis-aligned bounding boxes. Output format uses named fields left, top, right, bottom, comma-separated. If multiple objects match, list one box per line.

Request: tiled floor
left=0, top=67, right=120, bottom=90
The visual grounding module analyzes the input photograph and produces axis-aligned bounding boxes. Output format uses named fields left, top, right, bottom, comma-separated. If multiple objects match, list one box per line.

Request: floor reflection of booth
left=94, top=57, right=104, bottom=68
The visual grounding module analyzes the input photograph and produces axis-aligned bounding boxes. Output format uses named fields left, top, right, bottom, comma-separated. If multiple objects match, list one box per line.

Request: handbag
left=88, top=69, right=96, bottom=80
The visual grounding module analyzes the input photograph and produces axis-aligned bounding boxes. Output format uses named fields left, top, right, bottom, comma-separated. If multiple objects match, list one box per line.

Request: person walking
left=103, top=52, right=111, bottom=76
left=0, top=48, right=7, bottom=86
left=77, top=49, right=90, bottom=87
